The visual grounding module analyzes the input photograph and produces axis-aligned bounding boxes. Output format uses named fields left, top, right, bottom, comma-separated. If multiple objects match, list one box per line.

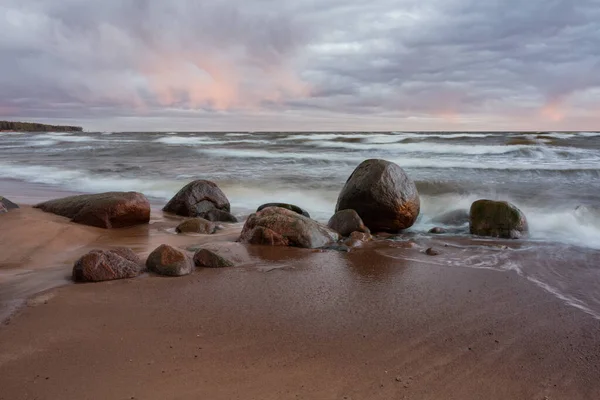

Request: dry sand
left=0, top=207, right=599, bottom=399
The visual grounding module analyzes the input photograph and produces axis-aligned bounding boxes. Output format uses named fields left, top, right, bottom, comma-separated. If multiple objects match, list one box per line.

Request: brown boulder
left=336, top=159, right=420, bottom=232
left=73, top=248, right=143, bottom=282
left=193, top=249, right=235, bottom=268
left=0, top=196, right=19, bottom=214
left=257, top=203, right=310, bottom=218
left=175, top=218, right=216, bottom=234
left=239, top=207, right=339, bottom=248
left=240, top=226, right=290, bottom=246
left=163, top=180, right=230, bottom=218
left=203, top=209, right=238, bottom=223
left=146, top=244, right=193, bottom=276
left=327, top=209, right=370, bottom=237
left=469, top=200, right=528, bottom=239
left=34, top=192, right=150, bottom=229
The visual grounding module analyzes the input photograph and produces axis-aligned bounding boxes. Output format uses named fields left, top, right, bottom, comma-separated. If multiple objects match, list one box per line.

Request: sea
left=1, top=130, right=599, bottom=247
left=1, top=130, right=600, bottom=319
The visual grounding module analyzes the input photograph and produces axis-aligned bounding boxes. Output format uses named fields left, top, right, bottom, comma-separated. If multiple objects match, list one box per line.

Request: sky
left=1, top=0, right=599, bottom=132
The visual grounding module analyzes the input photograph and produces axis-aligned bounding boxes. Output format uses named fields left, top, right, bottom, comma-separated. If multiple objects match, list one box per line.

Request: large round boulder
left=336, top=159, right=420, bottom=232
left=73, top=248, right=143, bottom=282
left=327, top=209, right=370, bottom=237
left=34, top=192, right=150, bottom=229
left=257, top=203, right=310, bottom=218
left=146, top=244, right=193, bottom=276
left=163, top=180, right=231, bottom=220
left=469, top=200, right=528, bottom=239
left=0, top=196, right=19, bottom=214
left=239, top=207, right=339, bottom=249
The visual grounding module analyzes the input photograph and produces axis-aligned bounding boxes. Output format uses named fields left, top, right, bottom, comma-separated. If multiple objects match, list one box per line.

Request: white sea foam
left=225, top=133, right=251, bottom=137
left=32, top=134, right=97, bottom=143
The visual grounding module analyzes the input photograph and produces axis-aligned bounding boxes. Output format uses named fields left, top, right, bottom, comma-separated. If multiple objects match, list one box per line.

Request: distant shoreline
left=0, top=121, right=83, bottom=133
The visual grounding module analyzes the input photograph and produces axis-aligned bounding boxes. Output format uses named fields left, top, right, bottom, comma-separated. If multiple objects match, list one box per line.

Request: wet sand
left=1, top=200, right=600, bottom=399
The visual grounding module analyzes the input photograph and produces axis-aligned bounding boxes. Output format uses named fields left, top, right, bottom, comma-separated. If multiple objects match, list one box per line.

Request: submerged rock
left=257, top=203, right=310, bottom=218
left=430, top=209, right=469, bottom=226
left=327, top=209, right=370, bottom=237
left=239, top=207, right=339, bottom=249
left=469, top=200, right=528, bottom=239
left=425, top=247, right=440, bottom=256
left=193, top=249, right=235, bottom=268
left=349, top=231, right=372, bottom=242
left=34, top=192, right=150, bottom=229
left=175, top=218, right=216, bottom=234
left=336, top=159, right=420, bottom=232
left=163, top=180, right=231, bottom=219
left=0, top=196, right=19, bottom=214
left=146, top=244, right=193, bottom=276
left=73, top=248, right=143, bottom=282
left=429, top=227, right=448, bottom=234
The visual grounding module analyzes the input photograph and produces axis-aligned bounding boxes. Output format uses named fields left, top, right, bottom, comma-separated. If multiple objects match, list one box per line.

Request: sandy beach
left=1, top=199, right=599, bottom=400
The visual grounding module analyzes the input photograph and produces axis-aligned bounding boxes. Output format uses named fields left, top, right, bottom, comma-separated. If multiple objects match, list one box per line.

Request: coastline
left=0, top=181, right=599, bottom=399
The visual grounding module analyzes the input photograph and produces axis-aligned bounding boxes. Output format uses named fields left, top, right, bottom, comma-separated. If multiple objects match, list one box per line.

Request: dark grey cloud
left=1, top=0, right=599, bottom=130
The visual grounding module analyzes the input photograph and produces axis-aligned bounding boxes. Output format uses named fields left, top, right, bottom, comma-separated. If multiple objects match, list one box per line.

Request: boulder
left=327, top=209, right=370, bottom=237
left=146, top=244, right=193, bottom=276
left=175, top=218, right=216, bottom=234
left=469, top=200, right=528, bottom=239
left=239, top=207, right=339, bottom=248
left=257, top=203, right=310, bottom=218
left=73, top=248, right=143, bottom=282
left=203, top=209, right=238, bottom=223
left=336, top=159, right=420, bottom=232
left=193, top=249, right=235, bottom=268
left=430, top=209, right=469, bottom=226
left=239, top=226, right=290, bottom=246
left=0, top=196, right=19, bottom=214
left=34, top=192, right=150, bottom=229
left=163, top=180, right=230, bottom=219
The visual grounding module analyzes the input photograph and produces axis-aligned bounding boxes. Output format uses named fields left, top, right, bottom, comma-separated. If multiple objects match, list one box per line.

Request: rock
left=175, top=218, right=216, bottom=234
left=239, top=207, right=339, bottom=248
left=34, top=192, right=150, bottom=229
left=193, top=249, right=235, bottom=268
left=73, top=248, right=143, bottom=282
left=146, top=244, right=193, bottom=276
left=349, top=231, right=372, bottom=241
left=469, top=200, right=528, bottom=239
left=343, top=238, right=364, bottom=248
left=203, top=209, right=238, bottom=223
left=425, top=247, right=440, bottom=256
left=163, top=180, right=231, bottom=218
left=0, top=196, right=19, bottom=214
left=429, top=227, right=448, bottom=234
left=257, top=203, right=310, bottom=218
left=430, top=209, right=469, bottom=226
left=327, top=209, right=370, bottom=237
left=321, top=243, right=351, bottom=252
left=239, top=226, right=290, bottom=246
left=336, top=159, right=420, bottom=232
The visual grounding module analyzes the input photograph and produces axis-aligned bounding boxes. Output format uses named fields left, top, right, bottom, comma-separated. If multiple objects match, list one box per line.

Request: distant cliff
left=0, top=121, right=83, bottom=132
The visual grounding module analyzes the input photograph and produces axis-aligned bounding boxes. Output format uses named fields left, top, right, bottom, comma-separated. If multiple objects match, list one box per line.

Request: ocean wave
left=153, top=136, right=229, bottom=145
left=311, top=140, right=594, bottom=157
left=32, top=134, right=97, bottom=143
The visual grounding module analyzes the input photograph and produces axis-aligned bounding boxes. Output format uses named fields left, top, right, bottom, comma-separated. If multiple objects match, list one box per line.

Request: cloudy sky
left=1, top=0, right=599, bottom=131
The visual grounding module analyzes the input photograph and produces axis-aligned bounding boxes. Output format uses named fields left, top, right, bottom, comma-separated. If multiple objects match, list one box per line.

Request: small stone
left=425, top=247, right=440, bottom=256
left=428, top=227, right=448, bottom=234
